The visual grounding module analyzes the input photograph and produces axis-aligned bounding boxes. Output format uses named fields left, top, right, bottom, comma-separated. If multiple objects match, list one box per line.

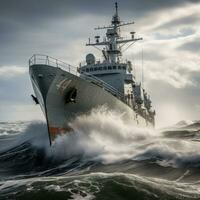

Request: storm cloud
left=178, top=39, right=200, bottom=53
left=0, top=0, right=200, bottom=126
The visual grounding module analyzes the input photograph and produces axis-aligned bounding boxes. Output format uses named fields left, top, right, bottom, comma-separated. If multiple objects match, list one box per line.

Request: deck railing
left=29, top=54, right=125, bottom=101
left=29, top=54, right=79, bottom=76
left=81, top=72, right=124, bottom=100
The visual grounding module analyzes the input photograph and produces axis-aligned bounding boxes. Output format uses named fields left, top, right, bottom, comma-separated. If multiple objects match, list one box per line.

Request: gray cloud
left=155, top=13, right=200, bottom=30
left=0, top=0, right=198, bottom=67
left=134, top=50, right=166, bottom=62
left=178, top=39, right=200, bottom=53
left=0, top=70, right=30, bottom=103
left=0, top=0, right=197, bottom=19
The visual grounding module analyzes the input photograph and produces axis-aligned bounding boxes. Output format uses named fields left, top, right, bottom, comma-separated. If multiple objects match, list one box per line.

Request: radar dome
left=86, top=54, right=95, bottom=65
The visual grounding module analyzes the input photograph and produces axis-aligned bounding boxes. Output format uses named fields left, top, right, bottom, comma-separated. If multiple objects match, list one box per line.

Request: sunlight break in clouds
left=0, top=66, right=27, bottom=79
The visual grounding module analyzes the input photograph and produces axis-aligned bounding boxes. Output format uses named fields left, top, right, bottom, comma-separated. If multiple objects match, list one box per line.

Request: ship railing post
left=34, top=55, right=36, bottom=65
left=46, top=56, right=49, bottom=65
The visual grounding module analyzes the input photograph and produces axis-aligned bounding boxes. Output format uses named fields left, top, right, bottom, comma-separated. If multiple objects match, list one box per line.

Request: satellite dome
left=86, top=54, right=95, bottom=65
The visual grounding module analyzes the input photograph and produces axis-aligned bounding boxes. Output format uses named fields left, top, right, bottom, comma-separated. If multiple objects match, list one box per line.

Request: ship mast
left=86, top=2, right=143, bottom=64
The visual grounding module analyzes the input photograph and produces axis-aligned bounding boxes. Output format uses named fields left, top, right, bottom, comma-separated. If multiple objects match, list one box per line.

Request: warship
left=29, top=3, right=155, bottom=145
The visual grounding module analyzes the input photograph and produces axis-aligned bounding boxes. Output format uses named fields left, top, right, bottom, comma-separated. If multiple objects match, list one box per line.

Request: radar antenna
left=86, top=2, right=143, bottom=63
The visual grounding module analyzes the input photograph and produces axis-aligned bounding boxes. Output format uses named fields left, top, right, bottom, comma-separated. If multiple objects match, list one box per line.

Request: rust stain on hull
left=49, top=126, right=73, bottom=140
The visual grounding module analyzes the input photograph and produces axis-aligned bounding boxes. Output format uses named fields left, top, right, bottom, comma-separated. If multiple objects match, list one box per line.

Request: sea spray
left=1, top=108, right=200, bottom=170
left=47, top=107, right=200, bottom=168
left=50, top=107, right=158, bottom=163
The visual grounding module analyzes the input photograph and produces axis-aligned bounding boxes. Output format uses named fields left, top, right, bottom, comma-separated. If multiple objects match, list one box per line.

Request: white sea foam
left=47, top=107, right=159, bottom=163
left=46, top=107, right=200, bottom=168
left=1, top=107, right=200, bottom=168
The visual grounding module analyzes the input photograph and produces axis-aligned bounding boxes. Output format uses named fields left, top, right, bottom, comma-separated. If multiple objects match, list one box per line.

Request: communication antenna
left=141, top=48, right=144, bottom=87
left=132, top=54, right=136, bottom=82
left=115, top=2, right=118, bottom=15
left=86, top=2, right=142, bottom=63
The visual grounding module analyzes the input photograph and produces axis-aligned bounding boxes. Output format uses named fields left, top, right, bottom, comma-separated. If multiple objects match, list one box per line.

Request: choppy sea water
left=0, top=109, right=200, bottom=200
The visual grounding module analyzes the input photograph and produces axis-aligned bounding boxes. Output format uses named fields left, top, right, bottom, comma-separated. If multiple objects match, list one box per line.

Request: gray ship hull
left=30, top=64, right=152, bottom=144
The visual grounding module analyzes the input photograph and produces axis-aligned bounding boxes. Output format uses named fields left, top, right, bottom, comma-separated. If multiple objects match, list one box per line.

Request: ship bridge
left=79, top=61, right=134, bottom=94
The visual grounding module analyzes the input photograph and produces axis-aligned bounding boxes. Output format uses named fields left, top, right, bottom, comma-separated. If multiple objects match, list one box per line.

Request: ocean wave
left=1, top=109, right=200, bottom=199
left=0, top=172, right=200, bottom=200
left=1, top=108, right=200, bottom=173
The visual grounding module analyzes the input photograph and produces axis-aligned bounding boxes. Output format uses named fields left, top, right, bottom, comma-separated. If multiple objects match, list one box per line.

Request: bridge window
left=94, top=67, right=97, bottom=71
left=123, top=66, right=126, bottom=70
left=90, top=68, right=93, bottom=71
left=99, top=67, right=102, bottom=70
left=108, top=66, right=112, bottom=70
left=113, top=66, right=116, bottom=69
left=118, top=66, right=121, bottom=69
left=103, top=66, right=107, bottom=70
left=86, top=68, right=89, bottom=72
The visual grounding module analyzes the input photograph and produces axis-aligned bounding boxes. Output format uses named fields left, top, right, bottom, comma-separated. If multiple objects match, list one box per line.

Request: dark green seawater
left=0, top=110, right=200, bottom=200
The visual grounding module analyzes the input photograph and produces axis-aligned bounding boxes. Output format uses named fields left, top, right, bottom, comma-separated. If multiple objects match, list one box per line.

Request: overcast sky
left=0, top=0, right=200, bottom=127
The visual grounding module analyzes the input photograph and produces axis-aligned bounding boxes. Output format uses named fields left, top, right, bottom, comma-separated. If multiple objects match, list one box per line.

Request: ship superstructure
left=29, top=3, right=155, bottom=145
left=79, top=3, right=155, bottom=125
